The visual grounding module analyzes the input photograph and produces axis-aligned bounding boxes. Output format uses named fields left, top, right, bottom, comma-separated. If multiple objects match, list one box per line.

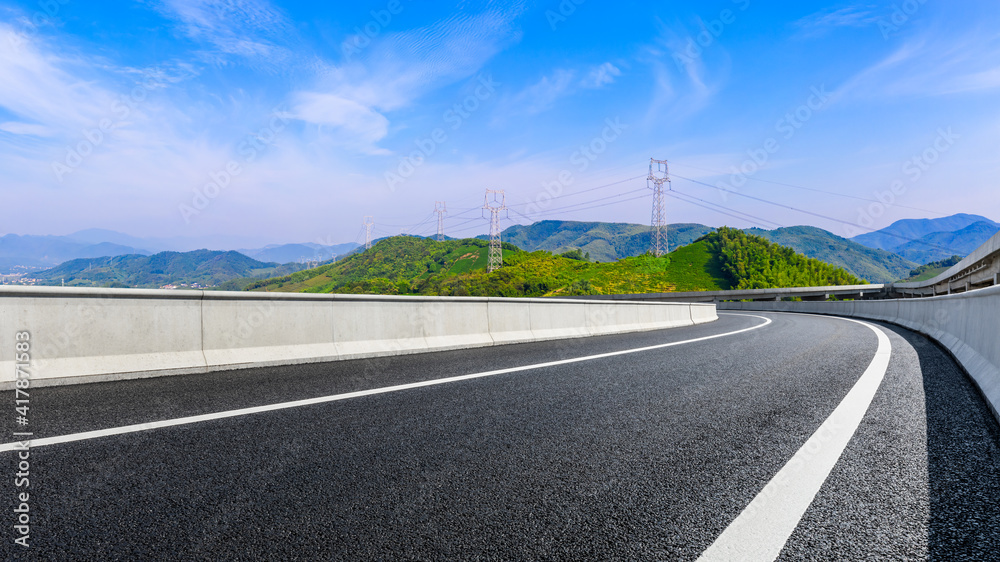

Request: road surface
left=3, top=312, right=999, bottom=560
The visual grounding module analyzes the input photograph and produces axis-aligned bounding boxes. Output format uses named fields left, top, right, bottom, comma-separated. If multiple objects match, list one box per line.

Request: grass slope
left=901, top=255, right=963, bottom=282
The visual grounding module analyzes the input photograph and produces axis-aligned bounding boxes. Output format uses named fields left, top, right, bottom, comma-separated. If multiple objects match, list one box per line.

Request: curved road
left=3, top=312, right=999, bottom=560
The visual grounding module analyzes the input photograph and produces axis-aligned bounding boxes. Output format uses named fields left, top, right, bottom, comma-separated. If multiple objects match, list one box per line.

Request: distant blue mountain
left=891, top=221, right=1000, bottom=265
left=851, top=213, right=998, bottom=253
left=0, top=234, right=151, bottom=273
left=0, top=229, right=363, bottom=275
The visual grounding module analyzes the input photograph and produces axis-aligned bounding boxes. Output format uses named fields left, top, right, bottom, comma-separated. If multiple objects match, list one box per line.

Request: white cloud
left=581, top=62, right=622, bottom=89
left=154, top=0, right=296, bottom=69
left=0, top=24, right=114, bottom=133
left=289, top=7, right=524, bottom=153
left=289, top=92, right=390, bottom=154
left=0, top=122, right=52, bottom=137
left=835, top=31, right=1000, bottom=100
left=340, top=9, right=522, bottom=111
left=500, top=62, right=621, bottom=117
left=794, top=5, right=881, bottom=37
left=509, top=69, right=576, bottom=115
left=640, top=19, right=723, bottom=124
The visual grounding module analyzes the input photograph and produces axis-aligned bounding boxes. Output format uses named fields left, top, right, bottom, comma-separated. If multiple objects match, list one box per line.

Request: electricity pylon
left=363, top=216, right=374, bottom=250
left=482, top=190, right=508, bottom=273
left=648, top=158, right=670, bottom=257
left=434, top=201, right=447, bottom=241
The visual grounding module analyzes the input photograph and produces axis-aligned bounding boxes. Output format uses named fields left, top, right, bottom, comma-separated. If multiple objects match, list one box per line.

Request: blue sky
left=1, top=0, right=998, bottom=247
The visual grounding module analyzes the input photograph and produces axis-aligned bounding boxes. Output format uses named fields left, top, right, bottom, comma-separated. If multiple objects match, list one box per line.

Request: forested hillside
left=497, top=220, right=715, bottom=262
left=35, top=250, right=307, bottom=288
left=710, top=228, right=864, bottom=289
left=250, top=229, right=863, bottom=297
left=745, top=226, right=916, bottom=283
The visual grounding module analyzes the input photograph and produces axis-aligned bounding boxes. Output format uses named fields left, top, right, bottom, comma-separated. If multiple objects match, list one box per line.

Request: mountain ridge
left=32, top=250, right=314, bottom=289
left=851, top=213, right=998, bottom=253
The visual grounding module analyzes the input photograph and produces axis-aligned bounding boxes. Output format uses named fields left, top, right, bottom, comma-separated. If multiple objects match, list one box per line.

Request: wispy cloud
left=499, top=62, right=622, bottom=117
left=0, top=24, right=115, bottom=135
left=0, top=122, right=53, bottom=137
left=794, top=5, right=881, bottom=37
left=641, top=18, right=724, bottom=124
left=580, top=62, right=622, bottom=89
left=506, top=69, right=576, bottom=115
left=153, top=0, right=297, bottom=69
left=835, top=31, right=1000, bottom=100
left=289, top=7, right=524, bottom=153
left=288, top=92, right=391, bottom=155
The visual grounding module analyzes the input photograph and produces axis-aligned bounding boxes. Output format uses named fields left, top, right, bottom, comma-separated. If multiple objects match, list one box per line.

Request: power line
left=671, top=173, right=968, bottom=254
left=512, top=187, right=648, bottom=218
left=670, top=161, right=946, bottom=216
left=666, top=192, right=783, bottom=230
left=670, top=189, right=784, bottom=229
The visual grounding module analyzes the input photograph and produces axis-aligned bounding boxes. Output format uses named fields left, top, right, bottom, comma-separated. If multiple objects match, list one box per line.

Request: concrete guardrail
left=0, top=286, right=718, bottom=389
left=720, top=286, right=1000, bottom=425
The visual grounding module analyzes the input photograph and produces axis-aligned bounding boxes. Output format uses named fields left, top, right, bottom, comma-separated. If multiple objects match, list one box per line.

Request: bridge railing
left=0, top=287, right=717, bottom=389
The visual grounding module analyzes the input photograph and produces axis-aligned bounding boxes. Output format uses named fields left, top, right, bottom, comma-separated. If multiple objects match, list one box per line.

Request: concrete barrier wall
left=0, top=287, right=718, bottom=388
left=720, top=287, right=1000, bottom=424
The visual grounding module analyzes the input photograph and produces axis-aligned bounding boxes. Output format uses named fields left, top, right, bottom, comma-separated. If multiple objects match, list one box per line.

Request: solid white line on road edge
left=697, top=316, right=893, bottom=562
left=0, top=315, right=773, bottom=453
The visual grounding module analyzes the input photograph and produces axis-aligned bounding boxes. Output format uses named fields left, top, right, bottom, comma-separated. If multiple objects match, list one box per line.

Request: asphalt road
left=2, top=311, right=999, bottom=560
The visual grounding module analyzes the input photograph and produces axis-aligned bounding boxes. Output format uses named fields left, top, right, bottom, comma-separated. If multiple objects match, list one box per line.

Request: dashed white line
left=0, top=314, right=772, bottom=453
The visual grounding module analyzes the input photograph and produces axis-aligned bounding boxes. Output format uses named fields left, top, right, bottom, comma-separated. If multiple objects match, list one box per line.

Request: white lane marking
left=698, top=315, right=893, bottom=562
left=0, top=315, right=772, bottom=453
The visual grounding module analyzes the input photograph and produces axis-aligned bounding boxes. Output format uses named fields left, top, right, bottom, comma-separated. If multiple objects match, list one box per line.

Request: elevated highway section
left=2, top=310, right=997, bottom=558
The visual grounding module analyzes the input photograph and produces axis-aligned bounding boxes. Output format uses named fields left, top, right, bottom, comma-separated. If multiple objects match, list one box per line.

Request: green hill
left=35, top=250, right=310, bottom=289
left=484, top=220, right=910, bottom=283
left=497, top=220, right=715, bottom=263
left=249, top=228, right=863, bottom=297
left=901, top=255, right=963, bottom=282
left=745, top=226, right=917, bottom=283
left=715, top=228, right=863, bottom=289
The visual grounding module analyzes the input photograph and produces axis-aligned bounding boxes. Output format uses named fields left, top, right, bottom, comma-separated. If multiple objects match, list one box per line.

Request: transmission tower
left=482, top=190, right=508, bottom=273
left=363, top=216, right=374, bottom=250
left=648, top=158, right=671, bottom=257
left=434, top=201, right=447, bottom=241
